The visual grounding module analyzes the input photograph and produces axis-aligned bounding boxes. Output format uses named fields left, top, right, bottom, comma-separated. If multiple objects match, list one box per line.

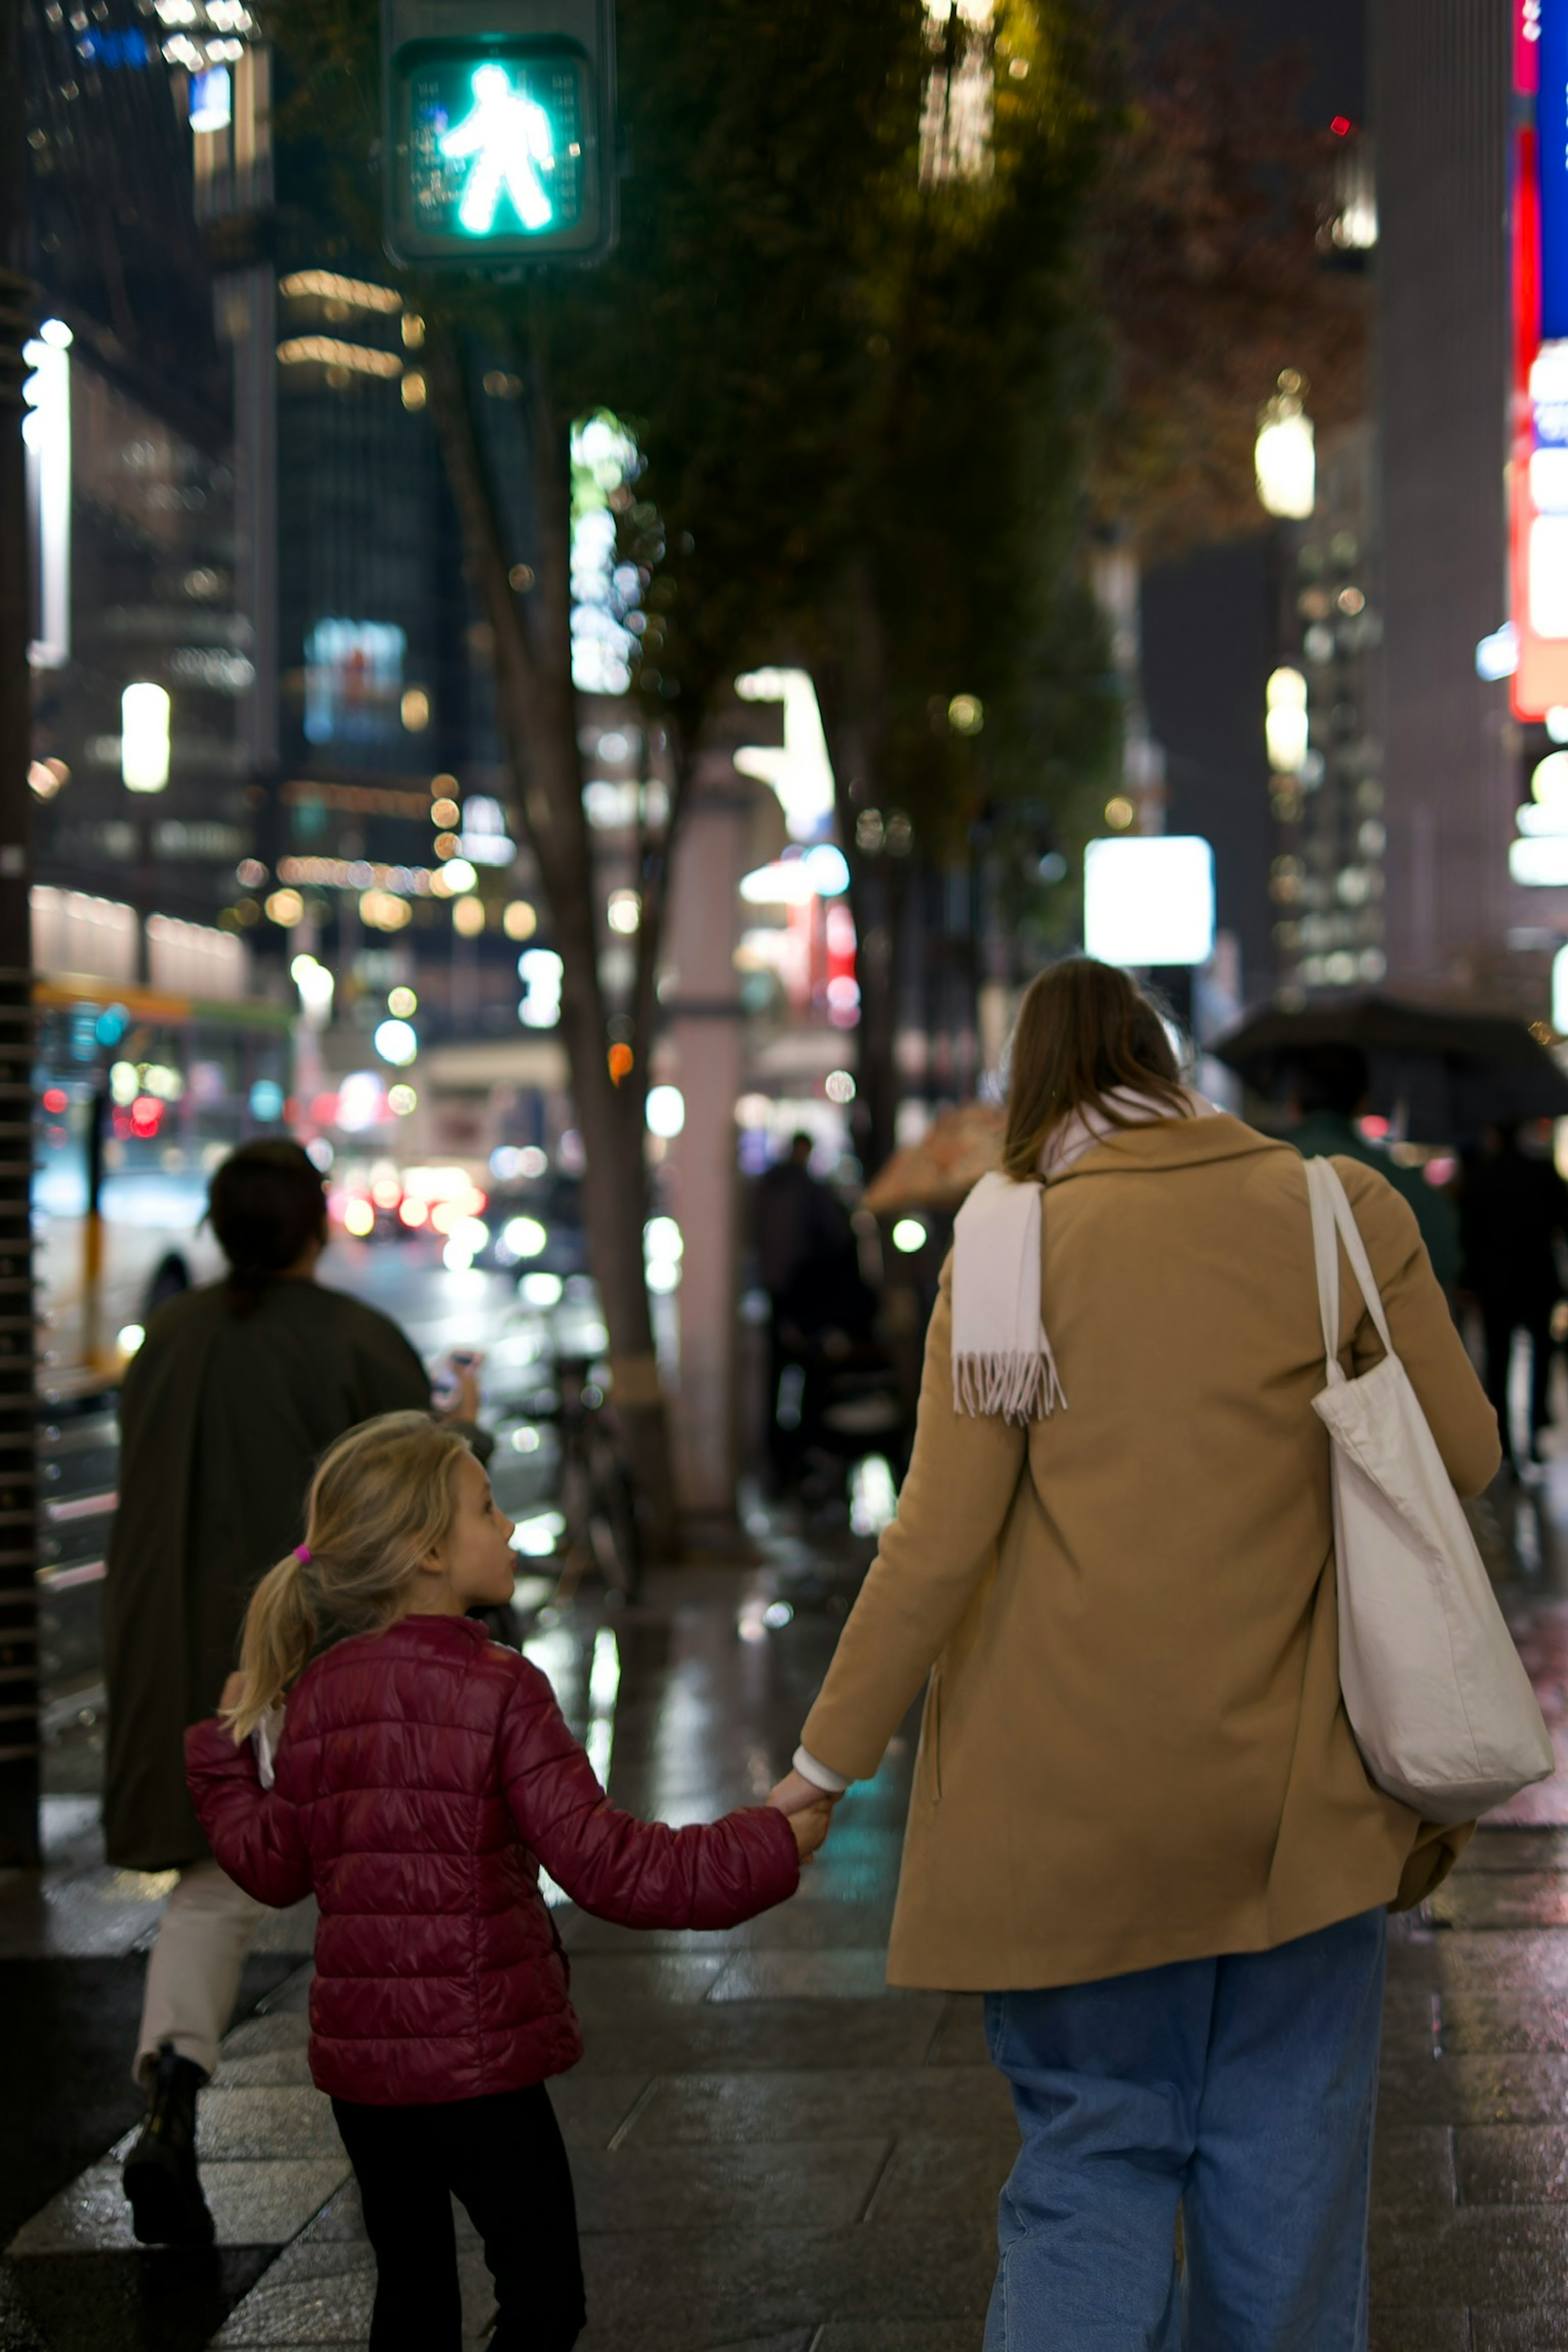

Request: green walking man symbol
left=439, top=63, right=556, bottom=234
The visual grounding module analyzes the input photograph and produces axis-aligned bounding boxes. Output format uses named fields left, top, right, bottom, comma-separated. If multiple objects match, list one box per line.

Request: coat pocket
left=919, top=1670, right=943, bottom=1803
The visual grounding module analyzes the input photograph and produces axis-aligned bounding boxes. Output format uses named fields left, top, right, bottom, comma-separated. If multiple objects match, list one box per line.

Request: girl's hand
left=219, top=1672, right=245, bottom=1715
left=785, top=1798, right=835, bottom=1864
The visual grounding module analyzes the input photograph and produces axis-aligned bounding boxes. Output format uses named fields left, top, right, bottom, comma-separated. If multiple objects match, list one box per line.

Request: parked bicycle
left=534, top=1356, right=643, bottom=1606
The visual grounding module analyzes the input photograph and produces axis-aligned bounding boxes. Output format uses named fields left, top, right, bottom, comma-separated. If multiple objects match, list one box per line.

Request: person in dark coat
left=105, top=1138, right=474, bottom=2246
left=753, top=1131, right=858, bottom=1488
left=1459, top=1122, right=1568, bottom=1470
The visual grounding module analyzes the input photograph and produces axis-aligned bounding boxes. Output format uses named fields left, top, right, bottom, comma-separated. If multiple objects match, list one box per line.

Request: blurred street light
left=121, top=682, right=171, bottom=792
left=1255, top=372, right=1315, bottom=519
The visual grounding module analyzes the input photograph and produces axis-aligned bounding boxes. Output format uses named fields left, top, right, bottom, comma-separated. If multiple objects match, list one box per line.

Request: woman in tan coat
left=774, top=961, right=1499, bottom=2351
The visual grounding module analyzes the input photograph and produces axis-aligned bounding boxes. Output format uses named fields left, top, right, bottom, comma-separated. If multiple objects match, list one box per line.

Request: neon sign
left=1510, top=0, right=1568, bottom=713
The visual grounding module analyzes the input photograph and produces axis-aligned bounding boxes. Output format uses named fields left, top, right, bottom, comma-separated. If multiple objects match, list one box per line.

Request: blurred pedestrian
left=105, top=1139, right=481, bottom=2247
left=187, top=1412, right=828, bottom=2352
left=771, top=959, right=1498, bottom=2350
left=753, top=1131, right=858, bottom=1486
left=1459, top=1121, right=1568, bottom=1472
left=1285, top=1042, right=1460, bottom=1294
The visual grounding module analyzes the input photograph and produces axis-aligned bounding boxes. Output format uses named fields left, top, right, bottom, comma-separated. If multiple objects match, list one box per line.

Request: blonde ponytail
left=226, top=1550, right=318, bottom=1739
left=222, top=1410, right=472, bottom=1743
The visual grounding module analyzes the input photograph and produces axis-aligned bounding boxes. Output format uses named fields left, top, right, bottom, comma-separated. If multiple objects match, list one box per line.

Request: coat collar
left=1043, top=1111, right=1292, bottom=1186
left=372, top=1612, right=492, bottom=1649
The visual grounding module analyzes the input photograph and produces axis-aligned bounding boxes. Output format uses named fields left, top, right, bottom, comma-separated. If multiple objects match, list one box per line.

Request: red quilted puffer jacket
left=185, top=1612, right=799, bottom=2105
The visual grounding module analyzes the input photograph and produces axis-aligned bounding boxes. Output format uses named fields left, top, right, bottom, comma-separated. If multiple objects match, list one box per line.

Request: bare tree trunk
left=424, top=316, right=679, bottom=1557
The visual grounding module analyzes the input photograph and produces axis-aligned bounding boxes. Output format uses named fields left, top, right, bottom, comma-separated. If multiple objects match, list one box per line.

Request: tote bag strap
left=1305, top=1154, right=1396, bottom=1367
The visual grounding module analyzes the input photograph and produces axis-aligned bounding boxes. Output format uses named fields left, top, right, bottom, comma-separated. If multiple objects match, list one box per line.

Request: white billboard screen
left=1083, top=836, right=1216, bottom=969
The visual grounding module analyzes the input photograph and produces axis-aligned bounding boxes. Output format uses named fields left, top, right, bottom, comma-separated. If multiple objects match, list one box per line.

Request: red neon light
left=1330, top=115, right=1353, bottom=137
left=1508, top=17, right=1568, bottom=717
left=1518, top=0, right=1542, bottom=98
left=42, top=1087, right=67, bottom=1113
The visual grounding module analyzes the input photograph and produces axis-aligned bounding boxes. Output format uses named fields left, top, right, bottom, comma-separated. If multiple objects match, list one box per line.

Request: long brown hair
left=1001, top=959, right=1189, bottom=1180
left=223, top=1412, right=470, bottom=1740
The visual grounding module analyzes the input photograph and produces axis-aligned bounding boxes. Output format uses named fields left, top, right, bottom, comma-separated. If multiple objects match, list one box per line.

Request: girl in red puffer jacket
left=185, top=1410, right=831, bottom=2352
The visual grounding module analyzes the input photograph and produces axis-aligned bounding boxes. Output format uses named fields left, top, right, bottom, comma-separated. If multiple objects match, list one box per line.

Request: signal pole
left=0, top=0, right=40, bottom=1867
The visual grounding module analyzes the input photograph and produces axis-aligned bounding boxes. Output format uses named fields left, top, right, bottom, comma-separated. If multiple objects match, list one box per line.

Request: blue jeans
left=982, top=1907, right=1386, bottom=2351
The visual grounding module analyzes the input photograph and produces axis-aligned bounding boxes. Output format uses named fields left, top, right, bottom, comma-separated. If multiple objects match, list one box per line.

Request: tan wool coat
left=800, top=1114, right=1502, bottom=1992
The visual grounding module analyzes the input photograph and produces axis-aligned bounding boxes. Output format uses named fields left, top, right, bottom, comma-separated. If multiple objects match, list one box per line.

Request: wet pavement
left=9, top=1470, right=1568, bottom=2345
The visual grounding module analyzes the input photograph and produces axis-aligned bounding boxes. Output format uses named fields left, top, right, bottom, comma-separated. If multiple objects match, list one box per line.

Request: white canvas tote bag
left=1306, top=1155, right=1554, bottom=1822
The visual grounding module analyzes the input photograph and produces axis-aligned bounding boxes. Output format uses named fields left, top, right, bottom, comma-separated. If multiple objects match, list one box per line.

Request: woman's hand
left=783, top=1797, right=835, bottom=1863
left=767, top=1766, right=839, bottom=1817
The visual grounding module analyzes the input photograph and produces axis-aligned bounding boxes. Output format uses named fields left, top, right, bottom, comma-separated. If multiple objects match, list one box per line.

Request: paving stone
left=217, top=2048, right=320, bottom=2089
left=1441, top=1994, right=1568, bottom=2055
left=573, top=2137, right=889, bottom=2234
left=1430, top=1934, right=1568, bottom=1993
left=621, top=2066, right=1016, bottom=2147
left=1370, top=2125, right=1456, bottom=2218
left=178, top=2088, right=345, bottom=2164
left=565, top=1951, right=728, bottom=2007
left=559, top=1902, right=901, bottom=1955
left=246, top=1899, right=318, bottom=1955
left=574, top=1996, right=947, bottom=2075
left=922, top=1994, right=990, bottom=2068
left=573, top=2218, right=994, bottom=2351
left=547, top=2069, right=657, bottom=2149
left=706, top=1949, right=905, bottom=2002
left=1458, top=2127, right=1568, bottom=2205
left=1380, top=1985, right=1440, bottom=2061
left=209, top=2265, right=376, bottom=2345
left=1430, top=1875, right=1568, bottom=1931
left=221, top=2014, right=312, bottom=2062
left=861, top=2133, right=1015, bottom=2227
left=1367, top=2310, right=1470, bottom=2351
left=7, top=2156, right=350, bottom=2254
left=815, top=2330, right=982, bottom=2352
left=1458, top=1832, right=1568, bottom=1873
left=1370, top=2207, right=1568, bottom=2304
left=1377, top=2052, right=1568, bottom=2128
left=1472, top=2311, right=1568, bottom=2350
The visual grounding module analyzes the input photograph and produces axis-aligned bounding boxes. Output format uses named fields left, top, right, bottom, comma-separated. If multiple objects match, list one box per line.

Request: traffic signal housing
left=381, top=0, right=617, bottom=268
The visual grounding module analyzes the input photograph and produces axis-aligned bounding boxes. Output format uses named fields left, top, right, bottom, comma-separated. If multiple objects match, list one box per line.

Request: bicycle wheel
left=586, top=1436, right=643, bottom=1603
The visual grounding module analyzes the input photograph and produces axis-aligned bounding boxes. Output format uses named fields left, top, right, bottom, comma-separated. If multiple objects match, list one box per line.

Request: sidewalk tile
left=1441, top=1995, right=1568, bottom=2054
left=1458, top=2127, right=1568, bottom=2204
left=705, top=1951, right=902, bottom=2002
left=571, top=2138, right=888, bottom=2233
left=574, top=1997, right=946, bottom=2075
left=1370, top=2125, right=1456, bottom=2218
left=573, top=2218, right=993, bottom=2350
left=8, top=2156, right=349, bottom=2254
left=619, top=2067, right=1016, bottom=2147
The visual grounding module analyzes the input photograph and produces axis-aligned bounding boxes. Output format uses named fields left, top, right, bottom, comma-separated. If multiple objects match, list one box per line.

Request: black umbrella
left=1211, top=996, right=1568, bottom=1142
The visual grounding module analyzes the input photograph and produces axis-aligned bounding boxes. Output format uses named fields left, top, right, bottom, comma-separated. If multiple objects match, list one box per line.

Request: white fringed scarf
left=951, top=1087, right=1213, bottom=1423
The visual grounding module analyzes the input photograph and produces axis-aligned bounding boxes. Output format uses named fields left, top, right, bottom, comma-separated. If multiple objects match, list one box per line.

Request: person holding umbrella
left=1459, top=1122, right=1568, bottom=1471
left=1284, top=1043, right=1460, bottom=1295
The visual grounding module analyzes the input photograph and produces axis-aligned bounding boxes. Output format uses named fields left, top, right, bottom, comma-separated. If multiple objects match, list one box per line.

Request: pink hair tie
left=294, top=1545, right=312, bottom=1566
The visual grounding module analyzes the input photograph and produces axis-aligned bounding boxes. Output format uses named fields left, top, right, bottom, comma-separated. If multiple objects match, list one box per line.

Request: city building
left=1374, top=0, right=1566, bottom=1009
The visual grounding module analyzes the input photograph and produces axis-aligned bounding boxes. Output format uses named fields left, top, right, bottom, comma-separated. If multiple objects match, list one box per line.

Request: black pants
left=1481, top=1298, right=1555, bottom=1466
left=332, top=2083, right=585, bottom=2352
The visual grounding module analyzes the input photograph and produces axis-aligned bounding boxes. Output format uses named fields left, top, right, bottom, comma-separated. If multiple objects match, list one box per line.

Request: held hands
left=767, top=1769, right=841, bottom=1866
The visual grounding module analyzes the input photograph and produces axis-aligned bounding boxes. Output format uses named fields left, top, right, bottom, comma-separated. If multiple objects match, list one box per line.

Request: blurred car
left=473, top=1171, right=588, bottom=1294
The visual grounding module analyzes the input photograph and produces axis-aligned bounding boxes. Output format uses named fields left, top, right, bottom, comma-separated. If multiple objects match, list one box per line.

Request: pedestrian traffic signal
left=381, top=0, right=617, bottom=267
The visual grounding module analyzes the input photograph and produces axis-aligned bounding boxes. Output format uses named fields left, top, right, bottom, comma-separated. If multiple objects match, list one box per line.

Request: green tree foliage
left=263, top=0, right=1120, bottom=1472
